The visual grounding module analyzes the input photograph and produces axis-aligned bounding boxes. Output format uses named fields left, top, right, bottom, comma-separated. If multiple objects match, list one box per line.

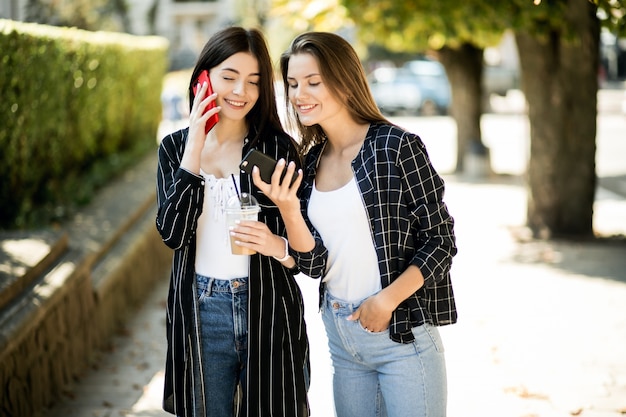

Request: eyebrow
left=287, top=73, right=321, bottom=80
left=220, top=67, right=260, bottom=77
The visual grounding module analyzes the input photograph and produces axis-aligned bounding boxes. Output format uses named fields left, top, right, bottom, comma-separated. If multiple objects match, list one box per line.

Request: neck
left=210, top=119, right=248, bottom=145
left=324, top=120, right=369, bottom=156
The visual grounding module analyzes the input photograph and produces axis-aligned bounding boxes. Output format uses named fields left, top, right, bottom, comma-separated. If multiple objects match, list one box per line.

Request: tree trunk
left=438, top=44, right=488, bottom=174
left=515, top=0, right=599, bottom=238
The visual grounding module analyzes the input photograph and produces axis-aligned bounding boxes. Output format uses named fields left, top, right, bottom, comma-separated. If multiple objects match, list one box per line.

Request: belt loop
left=318, top=282, right=326, bottom=312
left=206, top=277, right=215, bottom=297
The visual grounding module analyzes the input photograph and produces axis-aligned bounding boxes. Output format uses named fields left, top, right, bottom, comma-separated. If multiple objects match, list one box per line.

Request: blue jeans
left=196, top=274, right=248, bottom=417
left=321, top=291, right=447, bottom=417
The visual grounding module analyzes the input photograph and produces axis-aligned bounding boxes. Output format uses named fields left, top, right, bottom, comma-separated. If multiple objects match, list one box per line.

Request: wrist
left=272, top=236, right=290, bottom=262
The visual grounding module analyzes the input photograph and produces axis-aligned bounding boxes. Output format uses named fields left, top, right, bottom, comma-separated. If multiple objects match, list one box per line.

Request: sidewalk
left=42, top=117, right=626, bottom=417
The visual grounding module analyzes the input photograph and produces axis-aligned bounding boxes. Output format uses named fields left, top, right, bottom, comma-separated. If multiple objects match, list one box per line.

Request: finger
left=234, top=221, right=268, bottom=236
left=252, top=166, right=270, bottom=190
left=229, top=229, right=259, bottom=246
left=189, top=86, right=213, bottom=134
left=235, top=219, right=261, bottom=228
left=271, top=159, right=287, bottom=186
left=198, top=100, right=221, bottom=126
left=200, top=92, right=218, bottom=108
left=347, top=309, right=360, bottom=321
left=290, top=168, right=303, bottom=189
left=192, top=82, right=209, bottom=111
left=282, top=161, right=299, bottom=188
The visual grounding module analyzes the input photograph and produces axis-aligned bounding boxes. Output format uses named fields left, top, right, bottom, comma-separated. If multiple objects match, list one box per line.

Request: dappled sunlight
left=32, top=261, right=76, bottom=298
left=0, top=238, right=51, bottom=276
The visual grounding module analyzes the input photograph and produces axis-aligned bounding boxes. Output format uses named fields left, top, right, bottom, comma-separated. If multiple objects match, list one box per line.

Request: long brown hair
left=280, top=31, right=388, bottom=154
left=190, top=27, right=285, bottom=147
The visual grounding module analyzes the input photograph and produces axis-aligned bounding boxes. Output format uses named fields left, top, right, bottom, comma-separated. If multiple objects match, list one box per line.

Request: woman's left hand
left=230, top=220, right=286, bottom=258
left=347, top=293, right=395, bottom=333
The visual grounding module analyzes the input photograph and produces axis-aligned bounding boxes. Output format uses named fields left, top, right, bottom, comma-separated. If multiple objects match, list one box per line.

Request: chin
left=298, top=116, right=318, bottom=127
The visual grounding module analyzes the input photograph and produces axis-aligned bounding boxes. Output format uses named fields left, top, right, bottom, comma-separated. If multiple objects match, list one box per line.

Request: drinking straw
left=231, top=173, right=241, bottom=201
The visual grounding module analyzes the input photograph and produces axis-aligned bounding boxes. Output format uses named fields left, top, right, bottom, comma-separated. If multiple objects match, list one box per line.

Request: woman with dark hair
left=156, top=27, right=309, bottom=417
left=255, top=31, right=458, bottom=417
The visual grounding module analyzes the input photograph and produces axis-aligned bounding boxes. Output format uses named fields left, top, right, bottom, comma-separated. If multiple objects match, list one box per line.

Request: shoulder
left=303, top=141, right=325, bottom=170
left=159, top=127, right=188, bottom=152
left=369, top=123, right=417, bottom=144
left=368, top=123, right=426, bottom=153
left=365, top=123, right=430, bottom=167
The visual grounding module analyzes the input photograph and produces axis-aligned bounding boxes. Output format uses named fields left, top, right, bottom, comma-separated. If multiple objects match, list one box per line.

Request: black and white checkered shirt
left=292, top=123, right=458, bottom=343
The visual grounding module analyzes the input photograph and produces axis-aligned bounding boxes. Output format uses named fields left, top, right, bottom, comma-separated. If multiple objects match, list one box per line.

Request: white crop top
left=195, top=171, right=249, bottom=279
left=308, top=177, right=381, bottom=302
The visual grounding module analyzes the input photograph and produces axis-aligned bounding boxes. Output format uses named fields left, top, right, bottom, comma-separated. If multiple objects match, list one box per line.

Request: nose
left=233, top=79, right=245, bottom=96
left=292, top=84, right=307, bottom=100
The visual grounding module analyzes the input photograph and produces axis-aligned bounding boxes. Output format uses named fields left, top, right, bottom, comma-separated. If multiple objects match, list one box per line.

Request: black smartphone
left=239, top=149, right=297, bottom=186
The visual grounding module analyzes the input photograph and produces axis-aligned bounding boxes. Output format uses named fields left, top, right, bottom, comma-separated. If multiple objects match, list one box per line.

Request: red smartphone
left=192, top=70, right=219, bottom=134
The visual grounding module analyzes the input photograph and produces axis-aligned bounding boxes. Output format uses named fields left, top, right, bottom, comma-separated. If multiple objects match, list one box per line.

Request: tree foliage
left=342, top=0, right=624, bottom=53
left=267, top=0, right=357, bottom=64
left=342, top=0, right=509, bottom=52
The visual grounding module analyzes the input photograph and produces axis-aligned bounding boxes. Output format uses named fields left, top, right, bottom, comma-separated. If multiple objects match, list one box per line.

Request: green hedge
left=0, top=19, right=169, bottom=229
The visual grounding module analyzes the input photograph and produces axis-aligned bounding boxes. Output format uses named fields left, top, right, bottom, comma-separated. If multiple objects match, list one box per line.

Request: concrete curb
left=0, top=151, right=172, bottom=417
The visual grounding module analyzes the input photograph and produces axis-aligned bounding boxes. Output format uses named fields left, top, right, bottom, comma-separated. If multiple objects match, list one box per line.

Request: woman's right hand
left=253, top=159, right=317, bottom=254
left=252, top=158, right=302, bottom=221
left=189, top=81, right=220, bottom=146
left=181, top=81, right=220, bottom=174
left=252, top=159, right=302, bottom=215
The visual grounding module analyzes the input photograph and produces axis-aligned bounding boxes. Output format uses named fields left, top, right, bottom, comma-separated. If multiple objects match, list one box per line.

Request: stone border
left=0, top=152, right=172, bottom=416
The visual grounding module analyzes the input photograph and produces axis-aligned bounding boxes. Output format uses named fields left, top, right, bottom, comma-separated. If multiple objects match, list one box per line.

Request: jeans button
left=232, top=280, right=240, bottom=288
left=332, top=302, right=340, bottom=309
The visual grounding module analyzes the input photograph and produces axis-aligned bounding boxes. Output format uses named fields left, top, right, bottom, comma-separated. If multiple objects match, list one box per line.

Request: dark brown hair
left=190, top=27, right=285, bottom=147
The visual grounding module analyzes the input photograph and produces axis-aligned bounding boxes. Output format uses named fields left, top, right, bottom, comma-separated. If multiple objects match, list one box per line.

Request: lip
left=223, top=98, right=247, bottom=109
left=297, top=103, right=316, bottom=114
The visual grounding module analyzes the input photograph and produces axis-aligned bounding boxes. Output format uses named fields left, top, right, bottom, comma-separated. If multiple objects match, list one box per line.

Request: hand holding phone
left=192, top=70, right=219, bottom=134
left=239, top=149, right=297, bottom=186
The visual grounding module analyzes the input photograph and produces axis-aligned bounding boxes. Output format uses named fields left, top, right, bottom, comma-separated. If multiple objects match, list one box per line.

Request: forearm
left=180, top=144, right=202, bottom=174
left=280, top=207, right=316, bottom=253
left=377, top=265, right=425, bottom=310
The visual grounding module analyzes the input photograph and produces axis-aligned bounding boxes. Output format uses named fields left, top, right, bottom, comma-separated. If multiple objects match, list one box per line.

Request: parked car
left=368, top=60, right=451, bottom=116
left=483, top=65, right=520, bottom=97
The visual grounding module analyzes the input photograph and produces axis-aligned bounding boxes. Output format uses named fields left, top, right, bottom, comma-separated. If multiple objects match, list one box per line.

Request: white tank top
left=308, top=177, right=381, bottom=302
left=195, top=171, right=249, bottom=279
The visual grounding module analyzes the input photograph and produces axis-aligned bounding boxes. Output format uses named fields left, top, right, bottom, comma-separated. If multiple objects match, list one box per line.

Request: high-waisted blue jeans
left=322, top=290, right=447, bottom=417
left=196, top=274, right=248, bottom=417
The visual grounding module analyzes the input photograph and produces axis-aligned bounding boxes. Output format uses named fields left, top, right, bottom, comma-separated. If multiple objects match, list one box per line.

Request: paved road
left=43, top=110, right=626, bottom=417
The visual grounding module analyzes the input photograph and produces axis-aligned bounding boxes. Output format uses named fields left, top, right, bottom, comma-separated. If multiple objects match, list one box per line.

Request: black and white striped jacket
left=156, top=126, right=309, bottom=417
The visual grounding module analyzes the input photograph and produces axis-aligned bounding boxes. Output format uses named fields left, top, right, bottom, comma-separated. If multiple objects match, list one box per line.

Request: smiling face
left=209, top=52, right=260, bottom=122
left=285, top=53, right=347, bottom=129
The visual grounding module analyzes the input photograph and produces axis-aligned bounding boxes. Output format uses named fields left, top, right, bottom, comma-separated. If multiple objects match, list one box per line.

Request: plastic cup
left=225, top=193, right=260, bottom=255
